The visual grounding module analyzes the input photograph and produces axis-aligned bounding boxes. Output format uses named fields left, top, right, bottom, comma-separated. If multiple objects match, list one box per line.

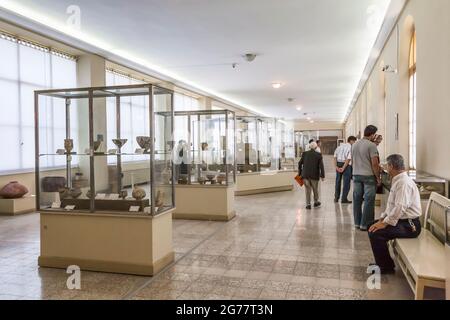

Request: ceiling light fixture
left=296, top=106, right=302, bottom=111
left=272, top=82, right=282, bottom=89
left=243, top=53, right=257, bottom=62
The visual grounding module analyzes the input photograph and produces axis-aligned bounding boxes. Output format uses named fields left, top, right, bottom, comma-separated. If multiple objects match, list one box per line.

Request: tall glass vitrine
left=35, top=84, right=175, bottom=216
left=236, top=116, right=277, bottom=173
left=170, top=110, right=236, bottom=186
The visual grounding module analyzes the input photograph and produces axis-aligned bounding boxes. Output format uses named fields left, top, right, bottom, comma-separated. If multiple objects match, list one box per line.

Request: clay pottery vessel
left=0, top=181, right=28, bottom=199
left=119, top=189, right=128, bottom=199
left=155, top=190, right=165, bottom=207
left=206, top=174, right=216, bottom=181
left=86, top=189, right=97, bottom=199
left=217, top=174, right=227, bottom=184
left=112, top=139, right=128, bottom=149
left=136, top=136, right=152, bottom=152
left=178, top=175, right=188, bottom=185
left=41, top=176, right=66, bottom=192
left=58, top=187, right=70, bottom=200
left=201, top=142, right=208, bottom=151
left=197, top=176, right=206, bottom=185
left=132, top=186, right=146, bottom=201
left=64, top=139, right=74, bottom=153
left=69, top=188, right=82, bottom=199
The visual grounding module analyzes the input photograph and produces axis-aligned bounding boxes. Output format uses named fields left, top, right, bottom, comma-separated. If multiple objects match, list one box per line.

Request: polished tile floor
left=0, top=156, right=432, bottom=300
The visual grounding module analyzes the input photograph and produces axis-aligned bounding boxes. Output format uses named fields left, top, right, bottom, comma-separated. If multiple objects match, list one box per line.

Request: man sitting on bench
left=368, top=154, right=422, bottom=274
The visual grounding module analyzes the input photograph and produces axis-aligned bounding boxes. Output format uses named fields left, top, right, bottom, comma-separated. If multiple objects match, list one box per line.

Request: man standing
left=368, top=154, right=421, bottom=274
left=352, top=125, right=381, bottom=231
left=334, top=136, right=357, bottom=203
left=298, top=142, right=325, bottom=210
left=316, top=140, right=322, bottom=154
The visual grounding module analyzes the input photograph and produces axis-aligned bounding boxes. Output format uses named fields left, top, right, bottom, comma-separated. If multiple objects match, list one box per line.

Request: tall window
left=0, top=32, right=77, bottom=173
left=408, top=31, right=417, bottom=169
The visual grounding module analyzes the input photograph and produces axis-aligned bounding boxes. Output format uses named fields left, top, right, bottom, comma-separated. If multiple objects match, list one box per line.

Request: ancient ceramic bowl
left=112, top=139, right=128, bottom=149
left=136, top=136, right=152, bottom=151
left=69, top=188, right=82, bottom=199
left=197, top=176, right=206, bottom=185
left=132, top=186, right=146, bottom=201
left=0, top=181, right=28, bottom=199
left=206, top=174, right=216, bottom=181
left=64, top=139, right=73, bottom=153
left=217, top=174, right=227, bottom=184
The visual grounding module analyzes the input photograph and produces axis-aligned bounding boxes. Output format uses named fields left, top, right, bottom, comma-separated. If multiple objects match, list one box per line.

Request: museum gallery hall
left=0, top=0, right=449, bottom=302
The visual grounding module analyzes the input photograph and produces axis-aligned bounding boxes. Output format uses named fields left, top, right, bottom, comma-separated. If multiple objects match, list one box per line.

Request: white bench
left=391, top=192, right=449, bottom=300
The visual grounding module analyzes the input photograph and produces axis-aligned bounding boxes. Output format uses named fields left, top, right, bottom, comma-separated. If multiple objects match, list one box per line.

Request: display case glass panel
left=236, top=116, right=277, bottom=173
left=171, top=110, right=236, bottom=185
left=35, top=84, right=175, bottom=216
left=276, top=120, right=296, bottom=170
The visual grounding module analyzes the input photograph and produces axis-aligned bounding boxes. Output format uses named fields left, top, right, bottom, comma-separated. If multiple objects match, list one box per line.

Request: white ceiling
left=0, top=0, right=392, bottom=121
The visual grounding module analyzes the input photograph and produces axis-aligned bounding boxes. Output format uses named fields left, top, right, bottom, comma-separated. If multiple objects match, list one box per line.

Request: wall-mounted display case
left=35, top=84, right=175, bottom=275
left=171, top=110, right=236, bottom=186
left=236, top=116, right=276, bottom=173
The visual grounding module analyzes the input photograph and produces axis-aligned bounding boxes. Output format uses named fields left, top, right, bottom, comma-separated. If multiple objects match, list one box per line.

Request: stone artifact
left=201, top=142, right=208, bottom=151
left=58, top=187, right=70, bottom=200
left=155, top=190, right=165, bottom=207
left=64, top=138, right=74, bottom=153
left=197, top=176, right=207, bottom=185
left=86, top=189, right=97, bottom=199
left=136, top=136, right=152, bottom=152
left=178, top=175, right=189, bottom=185
left=132, top=186, right=146, bottom=201
left=41, top=176, right=66, bottom=192
left=112, top=138, right=128, bottom=149
left=0, top=181, right=29, bottom=199
left=119, top=189, right=128, bottom=199
left=217, top=174, right=227, bottom=184
left=69, top=188, right=82, bottom=199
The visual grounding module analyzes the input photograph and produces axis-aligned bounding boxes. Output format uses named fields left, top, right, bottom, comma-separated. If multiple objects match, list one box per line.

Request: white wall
left=345, top=0, right=450, bottom=179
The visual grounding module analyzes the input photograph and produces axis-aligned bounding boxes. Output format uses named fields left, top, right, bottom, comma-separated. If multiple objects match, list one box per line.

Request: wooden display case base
left=38, top=209, right=174, bottom=276
left=236, top=170, right=295, bottom=196
left=173, top=184, right=236, bottom=221
left=0, top=196, right=36, bottom=216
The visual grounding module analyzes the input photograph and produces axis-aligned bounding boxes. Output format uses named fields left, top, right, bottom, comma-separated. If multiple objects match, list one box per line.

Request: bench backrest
left=424, top=192, right=450, bottom=244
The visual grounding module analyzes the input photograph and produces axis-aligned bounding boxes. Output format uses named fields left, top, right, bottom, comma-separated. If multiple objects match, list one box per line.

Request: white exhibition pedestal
left=235, top=170, right=295, bottom=196
left=38, top=209, right=174, bottom=276
left=0, top=196, right=35, bottom=215
left=174, top=184, right=236, bottom=221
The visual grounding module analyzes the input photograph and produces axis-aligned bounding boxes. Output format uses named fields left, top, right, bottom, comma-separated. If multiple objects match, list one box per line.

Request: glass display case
left=381, top=170, right=449, bottom=200
left=276, top=120, right=296, bottom=170
left=171, top=110, right=236, bottom=186
left=34, top=84, right=175, bottom=216
left=236, top=116, right=277, bottom=173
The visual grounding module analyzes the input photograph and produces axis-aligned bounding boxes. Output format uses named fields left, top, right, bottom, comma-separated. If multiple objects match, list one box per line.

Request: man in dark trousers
left=298, top=142, right=325, bottom=210
left=368, top=154, right=421, bottom=274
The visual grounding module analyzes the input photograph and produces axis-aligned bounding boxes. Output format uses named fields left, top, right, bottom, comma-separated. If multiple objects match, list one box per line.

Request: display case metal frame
left=173, top=109, right=236, bottom=186
left=34, top=83, right=175, bottom=216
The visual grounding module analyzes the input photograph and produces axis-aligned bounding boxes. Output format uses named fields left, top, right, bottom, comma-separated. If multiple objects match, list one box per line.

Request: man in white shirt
left=368, top=154, right=422, bottom=274
left=334, top=136, right=357, bottom=203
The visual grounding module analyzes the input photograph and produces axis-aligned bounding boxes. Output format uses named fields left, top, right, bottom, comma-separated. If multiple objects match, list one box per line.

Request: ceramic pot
left=41, top=176, right=66, bottom=192
left=132, top=186, right=146, bottom=201
left=119, top=189, right=128, bottom=199
left=161, top=167, right=171, bottom=184
left=136, top=136, right=152, bottom=152
left=217, top=174, right=227, bottom=184
left=197, top=176, right=206, bottom=185
left=112, top=139, right=128, bottom=149
left=0, top=181, right=28, bottom=199
left=64, top=139, right=73, bottom=153
left=93, top=140, right=102, bottom=152
left=155, top=190, right=165, bottom=207
left=86, top=189, right=97, bottom=199
left=201, top=142, right=208, bottom=151
left=69, top=188, right=82, bottom=199
left=58, top=187, right=70, bottom=200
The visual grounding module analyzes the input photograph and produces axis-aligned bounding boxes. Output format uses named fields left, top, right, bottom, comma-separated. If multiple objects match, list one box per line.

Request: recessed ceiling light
left=296, top=106, right=302, bottom=111
left=307, top=117, right=311, bottom=121
left=272, top=82, right=282, bottom=89
left=310, top=120, right=315, bottom=123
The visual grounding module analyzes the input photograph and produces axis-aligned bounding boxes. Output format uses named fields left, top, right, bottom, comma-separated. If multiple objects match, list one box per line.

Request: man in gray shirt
left=352, top=125, right=381, bottom=231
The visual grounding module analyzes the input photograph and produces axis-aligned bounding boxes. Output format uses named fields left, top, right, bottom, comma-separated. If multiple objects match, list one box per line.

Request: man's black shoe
left=306, top=205, right=312, bottom=210
left=334, top=198, right=339, bottom=203
left=341, top=200, right=352, bottom=204
left=314, top=202, right=321, bottom=208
